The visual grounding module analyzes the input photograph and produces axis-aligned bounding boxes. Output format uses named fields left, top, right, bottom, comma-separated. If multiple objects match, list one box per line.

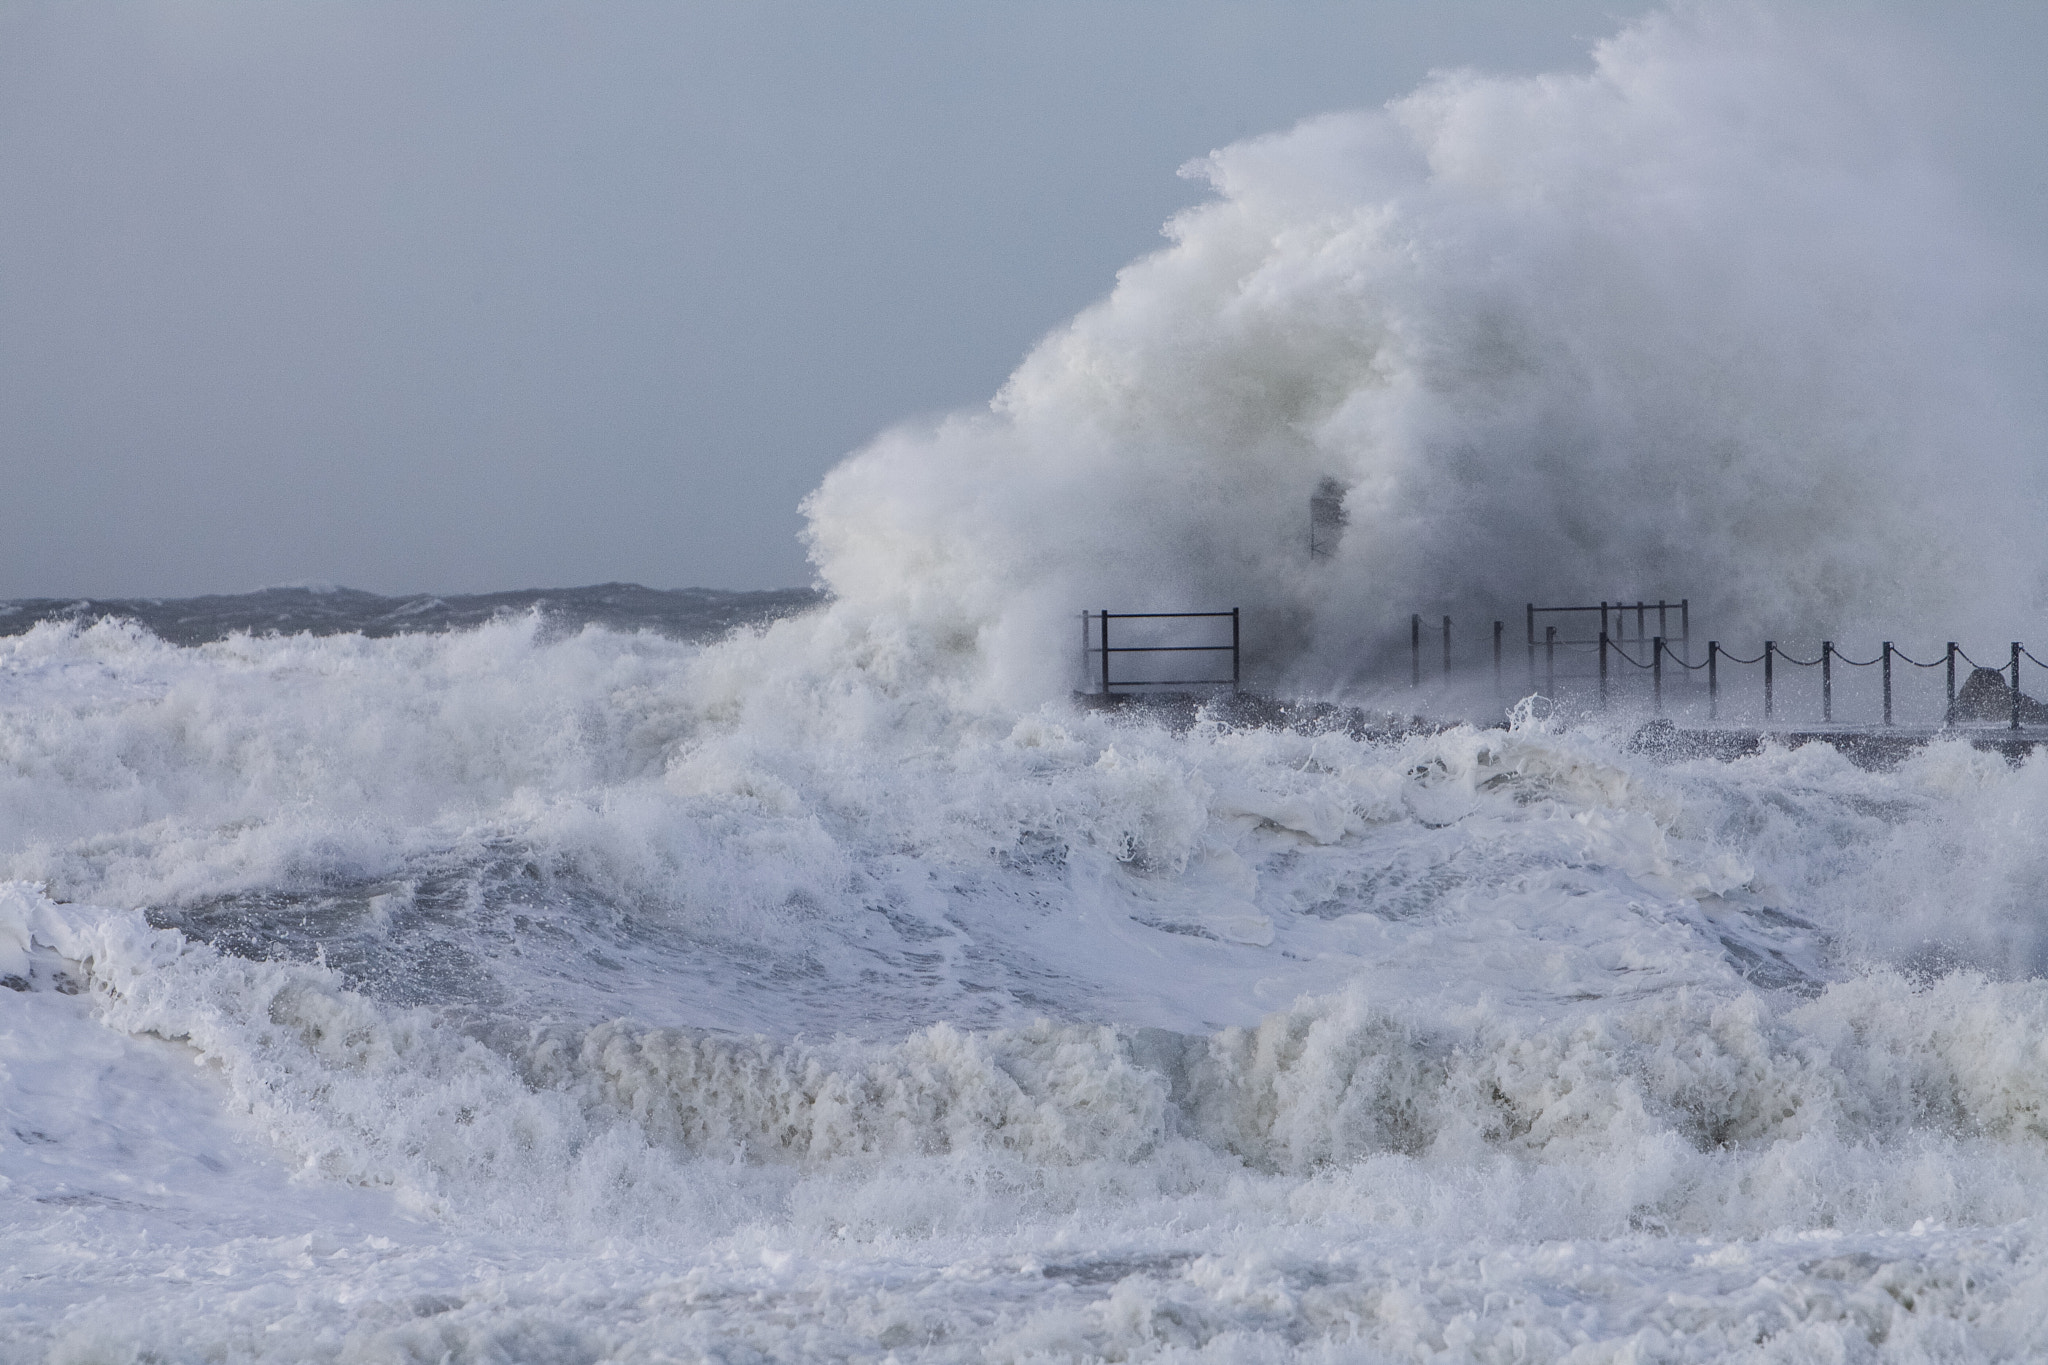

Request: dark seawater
left=0, top=582, right=823, bottom=646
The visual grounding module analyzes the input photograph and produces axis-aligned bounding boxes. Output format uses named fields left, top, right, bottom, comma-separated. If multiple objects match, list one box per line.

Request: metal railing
left=1082, top=609, right=1239, bottom=695
left=1552, top=631, right=2048, bottom=729
left=1684, top=640, right=2044, bottom=728
left=1404, top=600, right=1690, bottom=698
left=1528, top=599, right=1689, bottom=693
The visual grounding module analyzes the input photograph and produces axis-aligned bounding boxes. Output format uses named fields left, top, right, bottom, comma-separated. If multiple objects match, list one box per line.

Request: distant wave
left=0, top=582, right=824, bottom=646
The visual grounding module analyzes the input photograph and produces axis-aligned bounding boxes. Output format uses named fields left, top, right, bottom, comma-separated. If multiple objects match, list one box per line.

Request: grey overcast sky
left=2, top=1, right=2044, bottom=597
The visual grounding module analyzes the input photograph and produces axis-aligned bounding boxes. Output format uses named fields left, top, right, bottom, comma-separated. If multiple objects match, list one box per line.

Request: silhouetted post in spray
left=1821, top=642, right=1833, bottom=724
left=1100, top=610, right=1111, bottom=694
left=1411, top=614, right=1421, bottom=689
left=1526, top=604, right=1536, bottom=695
left=1708, top=642, right=1719, bottom=721
left=1652, top=636, right=1664, bottom=714
left=1599, top=631, right=1610, bottom=709
left=1882, top=643, right=1893, bottom=726
left=1493, top=621, right=1503, bottom=699
left=2013, top=643, right=2024, bottom=730
left=1764, top=642, right=1775, bottom=721
left=1545, top=626, right=1556, bottom=698
left=1231, top=608, right=1240, bottom=690
left=1442, top=616, right=1451, bottom=681
left=1946, top=643, right=1957, bottom=723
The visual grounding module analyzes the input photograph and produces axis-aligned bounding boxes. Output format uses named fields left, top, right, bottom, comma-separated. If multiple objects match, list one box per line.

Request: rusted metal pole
left=1764, top=641, right=1775, bottom=721
left=1653, top=636, right=1664, bottom=714
left=1599, top=631, right=1609, bottom=709
left=1545, top=625, right=1556, bottom=698
left=1882, top=643, right=1893, bottom=726
left=1708, top=641, right=1719, bottom=721
left=1946, top=643, right=1956, bottom=724
left=1822, top=642, right=1833, bottom=724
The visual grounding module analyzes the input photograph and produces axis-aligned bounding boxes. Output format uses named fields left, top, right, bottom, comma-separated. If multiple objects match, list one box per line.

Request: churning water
left=9, top=9, right=2048, bottom=1362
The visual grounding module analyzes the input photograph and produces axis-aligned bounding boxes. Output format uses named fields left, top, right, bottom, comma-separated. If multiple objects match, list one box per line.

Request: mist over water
left=806, top=8, right=2043, bottom=698
left=9, top=9, right=2048, bottom=1361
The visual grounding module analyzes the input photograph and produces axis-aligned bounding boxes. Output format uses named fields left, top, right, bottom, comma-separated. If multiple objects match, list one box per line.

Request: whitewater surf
left=9, top=9, right=2048, bottom=1362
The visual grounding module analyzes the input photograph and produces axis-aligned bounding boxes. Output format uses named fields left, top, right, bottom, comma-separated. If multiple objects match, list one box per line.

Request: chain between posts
left=1600, top=634, right=2037, bottom=726
left=1402, top=610, right=2041, bottom=727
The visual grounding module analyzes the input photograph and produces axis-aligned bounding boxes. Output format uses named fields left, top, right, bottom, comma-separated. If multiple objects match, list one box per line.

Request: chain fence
left=1409, top=608, right=2048, bottom=729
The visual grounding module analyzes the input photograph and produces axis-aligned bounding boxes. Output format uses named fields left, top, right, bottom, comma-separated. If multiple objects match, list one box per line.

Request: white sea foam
left=9, top=601, right=2048, bottom=1361
left=9, top=6, right=2048, bottom=1359
left=10, top=856, right=2048, bottom=1360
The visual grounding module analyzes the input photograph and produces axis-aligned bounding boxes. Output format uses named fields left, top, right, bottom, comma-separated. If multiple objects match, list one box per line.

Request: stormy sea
left=9, top=11, right=2048, bottom=1362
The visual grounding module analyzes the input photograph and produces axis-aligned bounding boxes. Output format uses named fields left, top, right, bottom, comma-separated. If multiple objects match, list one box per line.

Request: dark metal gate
left=1082, top=610, right=1240, bottom=694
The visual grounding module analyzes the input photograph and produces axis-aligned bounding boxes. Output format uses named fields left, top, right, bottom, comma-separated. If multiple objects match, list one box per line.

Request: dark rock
left=1946, top=667, right=2048, bottom=724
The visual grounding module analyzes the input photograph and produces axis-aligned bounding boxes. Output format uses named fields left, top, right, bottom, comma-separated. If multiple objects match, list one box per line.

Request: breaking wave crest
left=16, top=879, right=2048, bottom=1256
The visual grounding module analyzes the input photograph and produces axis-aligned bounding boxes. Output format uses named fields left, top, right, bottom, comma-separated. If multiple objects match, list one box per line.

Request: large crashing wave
left=12, top=11, right=2048, bottom=1358
left=803, top=8, right=2039, bottom=699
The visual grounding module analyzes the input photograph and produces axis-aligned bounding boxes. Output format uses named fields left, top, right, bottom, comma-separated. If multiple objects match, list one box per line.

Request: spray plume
left=801, top=7, right=2040, bottom=699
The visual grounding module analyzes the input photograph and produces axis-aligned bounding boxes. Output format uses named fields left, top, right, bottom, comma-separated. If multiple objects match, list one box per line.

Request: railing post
left=1442, top=615, right=1451, bottom=680
left=1681, top=599, right=1690, bottom=663
left=1882, top=643, right=1893, bottom=726
left=1599, top=631, right=1610, bottom=709
left=1946, top=643, right=1957, bottom=724
left=1545, top=625, right=1556, bottom=699
left=1822, top=641, right=1833, bottom=724
left=1658, top=601, right=1668, bottom=643
left=1526, top=604, right=1536, bottom=694
left=1100, top=610, right=1111, bottom=695
left=1493, top=620, right=1503, bottom=699
left=1411, top=613, right=1421, bottom=689
left=1764, top=641, right=1775, bottom=722
left=1231, top=608, right=1240, bottom=692
left=1652, top=636, right=1665, bottom=714
left=2013, top=642, right=2023, bottom=730
left=1708, top=641, right=1719, bottom=721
